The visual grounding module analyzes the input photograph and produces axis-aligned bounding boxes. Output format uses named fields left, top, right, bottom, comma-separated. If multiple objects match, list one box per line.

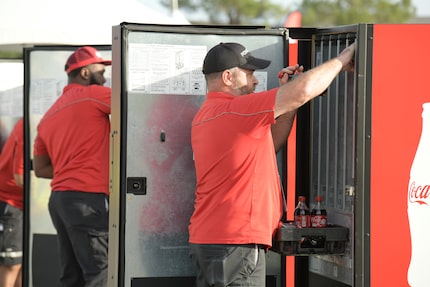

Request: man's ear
left=221, top=69, right=234, bottom=86
left=79, top=67, right=90, bottom=80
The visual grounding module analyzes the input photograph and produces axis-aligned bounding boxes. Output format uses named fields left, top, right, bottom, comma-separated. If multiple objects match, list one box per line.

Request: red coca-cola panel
left=371, top=24, right=430, bottom=287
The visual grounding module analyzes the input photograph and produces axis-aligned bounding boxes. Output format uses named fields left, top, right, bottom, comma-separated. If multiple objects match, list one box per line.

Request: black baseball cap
left=202, top=42, right=271, bottom=75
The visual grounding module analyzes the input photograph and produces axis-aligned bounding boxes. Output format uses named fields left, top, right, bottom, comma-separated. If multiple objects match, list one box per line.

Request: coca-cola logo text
left=409, top=181, right=430, bottom=205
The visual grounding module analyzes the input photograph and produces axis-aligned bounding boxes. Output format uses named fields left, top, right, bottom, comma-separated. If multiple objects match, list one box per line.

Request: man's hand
left=278, top=64, right=304, bottom=86
left=338, top=42, right=356, bottom=73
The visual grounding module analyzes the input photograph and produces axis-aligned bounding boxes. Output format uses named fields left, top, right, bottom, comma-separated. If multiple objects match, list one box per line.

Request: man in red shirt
left=189, top=42, right=355, bottom=286
left=0, top=118, right=23, bottom=287
left=33, top=46, right=111, bottom=287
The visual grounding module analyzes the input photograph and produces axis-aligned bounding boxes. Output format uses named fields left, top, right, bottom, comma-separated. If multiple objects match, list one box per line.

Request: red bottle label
left=295, top=215, right=310, bottom=228
left=311, top=215, right=327, bottom=228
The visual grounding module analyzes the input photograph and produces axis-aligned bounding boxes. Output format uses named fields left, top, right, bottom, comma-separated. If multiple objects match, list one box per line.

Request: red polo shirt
left=0, top=118, right=24, bottom=209
left=189, top=89, right=283, bottom=247
left=33, top=83, right=111, bottom=194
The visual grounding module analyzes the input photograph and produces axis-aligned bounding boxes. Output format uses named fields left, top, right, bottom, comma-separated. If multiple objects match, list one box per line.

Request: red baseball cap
left=65, top=46, right=112, bottom=74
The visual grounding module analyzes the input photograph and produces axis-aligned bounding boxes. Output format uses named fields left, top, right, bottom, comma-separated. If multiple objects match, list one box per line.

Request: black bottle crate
left=271, top=222, right=349, bottom=256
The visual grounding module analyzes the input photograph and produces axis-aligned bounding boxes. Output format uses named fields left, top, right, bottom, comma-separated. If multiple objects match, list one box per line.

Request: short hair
left=67, top=66, right=84, bottom=78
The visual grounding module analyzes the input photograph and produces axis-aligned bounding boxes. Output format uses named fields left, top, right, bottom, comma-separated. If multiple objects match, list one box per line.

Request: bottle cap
left=315, top=195, right=323, bottom=202
left=298, top=196, right=306, bottom=201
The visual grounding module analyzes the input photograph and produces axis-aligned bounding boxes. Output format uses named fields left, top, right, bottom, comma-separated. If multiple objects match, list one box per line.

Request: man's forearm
left=33, top=155, right=54, bottom=179
left=14, top=173, right=23, bottom=186
left=271, top=110, right=297, bottom=153
left=34, top=165, right=53, bottom=179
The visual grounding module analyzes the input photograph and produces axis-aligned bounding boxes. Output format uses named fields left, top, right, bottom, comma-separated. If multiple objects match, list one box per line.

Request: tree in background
left=301, top=0, right=416, bottom=26
left=163, top=0, right=416, bottom=26
left=161, top=0, right=290, bottom=25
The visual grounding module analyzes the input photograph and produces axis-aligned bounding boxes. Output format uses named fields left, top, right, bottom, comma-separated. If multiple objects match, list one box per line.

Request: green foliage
left=162, top=0, right=290, bottom=25
left=163, top=0, right=416, bottom=26
left=0, top=50, right=22, bottom=60
left=299, top=0, right=415, bottom=26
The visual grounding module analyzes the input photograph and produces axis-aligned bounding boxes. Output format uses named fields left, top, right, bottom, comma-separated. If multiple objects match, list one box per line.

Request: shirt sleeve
left=33, top=133, right=48, bottom=156
left=90, top=85, right=111, bottom=115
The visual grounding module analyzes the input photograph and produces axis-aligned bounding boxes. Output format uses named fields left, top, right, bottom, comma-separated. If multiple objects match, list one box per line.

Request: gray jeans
left=49, top=191, right=109, bottom=287
left=189, top=244, right=266, bottom=287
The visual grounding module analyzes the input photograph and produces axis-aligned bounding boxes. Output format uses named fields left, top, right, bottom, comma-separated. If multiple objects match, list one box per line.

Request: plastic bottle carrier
left=272, top=222, right=349, bottom=256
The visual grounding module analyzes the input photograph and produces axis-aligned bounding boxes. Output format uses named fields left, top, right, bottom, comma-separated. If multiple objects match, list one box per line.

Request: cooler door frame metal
left=109, top=23, right=290, bottom=287
left=23, top=45, right=112, bottom=287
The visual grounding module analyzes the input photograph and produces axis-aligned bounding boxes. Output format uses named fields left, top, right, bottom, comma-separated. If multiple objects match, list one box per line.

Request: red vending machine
left=108, top=23, right=430, bottom=287
left=288, top=24, right=430, bottom=287
left=369, top=24, right=430, bottom=287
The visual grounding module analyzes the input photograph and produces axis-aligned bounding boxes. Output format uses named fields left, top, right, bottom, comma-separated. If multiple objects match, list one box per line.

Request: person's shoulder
left=237, top=88, right=277, bottom=101
left=87, top=84, right=111, bottom=92
left=85, top=85, right=111, bottom=98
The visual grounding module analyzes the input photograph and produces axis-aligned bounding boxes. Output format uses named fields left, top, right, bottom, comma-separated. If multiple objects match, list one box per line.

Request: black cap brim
left=239, top=55, right=271, bottom=71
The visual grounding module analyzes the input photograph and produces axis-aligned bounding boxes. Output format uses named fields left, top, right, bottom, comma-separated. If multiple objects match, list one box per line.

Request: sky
left=415, top=0, right=430, bottom=16
left=147, top=0, right=430, bottom=19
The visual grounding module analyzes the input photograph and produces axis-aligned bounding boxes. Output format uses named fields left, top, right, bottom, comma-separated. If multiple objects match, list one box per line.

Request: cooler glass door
left=23, top=46, right=112, bottom=287
left=109, top=23, right=289, bottom=287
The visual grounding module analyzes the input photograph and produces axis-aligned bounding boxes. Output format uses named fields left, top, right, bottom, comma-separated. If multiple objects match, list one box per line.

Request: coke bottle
left=294, top=196, right=310, bottom=228
left=311, top=196, right=328, bottom=228
left=408, top=102, right=430, bottom=287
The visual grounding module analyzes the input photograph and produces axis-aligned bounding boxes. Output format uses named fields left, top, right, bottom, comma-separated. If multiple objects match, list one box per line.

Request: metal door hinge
left=345, top=185, right=355, bottom=197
